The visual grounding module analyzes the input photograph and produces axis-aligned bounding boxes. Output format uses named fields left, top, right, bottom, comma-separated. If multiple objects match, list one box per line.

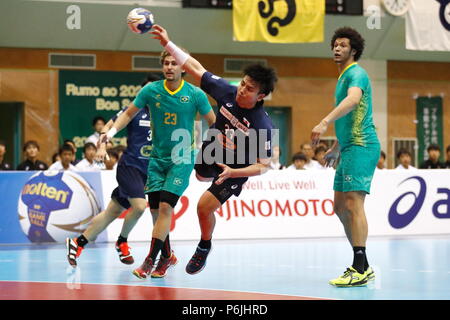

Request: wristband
left=165, top=41, right=190, bottom=66
left=106, top=127, right=117, bottom=140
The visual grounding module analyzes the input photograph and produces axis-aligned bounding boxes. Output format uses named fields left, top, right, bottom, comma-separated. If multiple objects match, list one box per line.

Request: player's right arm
left=100, top=104, right=139, bottom=144
left=150, top=24, right=206, bottom=83
left=95, top=108, right=127, bottom=162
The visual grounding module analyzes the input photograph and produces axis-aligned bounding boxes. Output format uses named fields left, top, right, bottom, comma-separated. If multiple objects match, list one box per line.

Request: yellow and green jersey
left=133, top=79, right=212, bottom=159
left=334, top=63, right=379, bottom=150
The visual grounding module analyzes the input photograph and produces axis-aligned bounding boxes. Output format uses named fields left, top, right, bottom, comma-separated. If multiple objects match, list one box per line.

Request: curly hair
left=331, top=27, right=365, bottom=61
left=243, top=64, right=278, bottom=95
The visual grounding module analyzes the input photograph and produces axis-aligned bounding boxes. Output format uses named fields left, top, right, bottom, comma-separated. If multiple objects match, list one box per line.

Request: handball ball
left=127, top=8, right=154, bottom=34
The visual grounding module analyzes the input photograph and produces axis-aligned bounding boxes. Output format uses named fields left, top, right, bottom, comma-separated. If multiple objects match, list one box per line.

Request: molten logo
left=22, top=182, right=70, bottom=204
left=388, top=176, right=427, bottom=229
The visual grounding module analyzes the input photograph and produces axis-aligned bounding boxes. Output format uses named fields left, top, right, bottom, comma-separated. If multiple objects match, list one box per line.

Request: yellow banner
left=233, top=0, right=324, bottom=43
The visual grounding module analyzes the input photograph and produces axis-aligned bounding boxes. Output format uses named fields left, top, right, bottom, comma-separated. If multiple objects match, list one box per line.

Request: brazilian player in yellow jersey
left=104, top=49, right=215, bottom=279
left=311, top=27, right=380, bottom=287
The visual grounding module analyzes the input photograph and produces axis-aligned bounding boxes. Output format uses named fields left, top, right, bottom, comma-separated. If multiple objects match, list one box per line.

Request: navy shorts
left=195, top=162, right=248, bottom=204
left=111, top=163, right=147, bottom=209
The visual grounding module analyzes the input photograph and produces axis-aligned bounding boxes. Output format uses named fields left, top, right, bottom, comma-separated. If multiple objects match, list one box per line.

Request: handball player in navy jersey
left=151, top=25, right=278, bottom=274
left=66, top=75, right=159, bottom=267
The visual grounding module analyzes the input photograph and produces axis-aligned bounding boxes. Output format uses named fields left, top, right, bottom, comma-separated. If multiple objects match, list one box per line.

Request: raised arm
left=150, top=24, right=207, bottom=83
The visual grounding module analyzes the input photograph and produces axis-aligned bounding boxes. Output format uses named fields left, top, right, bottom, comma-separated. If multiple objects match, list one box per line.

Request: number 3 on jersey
left=164, top=112, right=177, bottom=125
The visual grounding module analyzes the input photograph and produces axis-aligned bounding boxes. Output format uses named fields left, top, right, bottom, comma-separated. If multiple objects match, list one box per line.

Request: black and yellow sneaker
left=329, top=266, right=368, bottom=287
left=365, top=266, right=375, bottom=282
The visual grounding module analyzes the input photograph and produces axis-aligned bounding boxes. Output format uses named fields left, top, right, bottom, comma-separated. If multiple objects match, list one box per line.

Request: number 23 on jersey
left=164, top=112, right=177, bottom=125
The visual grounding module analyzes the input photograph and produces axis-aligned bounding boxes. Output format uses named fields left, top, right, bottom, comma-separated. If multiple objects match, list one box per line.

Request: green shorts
left=144, top=155, right=195, bottom=196
left=333, top=144, right=380, bottom=194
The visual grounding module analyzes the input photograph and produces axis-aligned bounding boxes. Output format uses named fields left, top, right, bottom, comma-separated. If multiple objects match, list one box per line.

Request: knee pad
left=147, top=191, right=161, bottom=210
left=160, top=190, right=180, bottom=208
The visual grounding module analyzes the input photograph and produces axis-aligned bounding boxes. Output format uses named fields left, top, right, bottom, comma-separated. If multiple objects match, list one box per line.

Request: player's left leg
left=186, top=175, right=247, bottom=275
left=185, top=191, right=221, bottom=275
left=329, top=144, right=378, bottom=287
left=66, top=198, right=123, bottom=267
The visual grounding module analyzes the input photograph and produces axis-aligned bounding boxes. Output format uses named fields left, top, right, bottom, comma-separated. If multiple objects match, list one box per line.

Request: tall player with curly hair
left=311, top=27, right=380, bottom=287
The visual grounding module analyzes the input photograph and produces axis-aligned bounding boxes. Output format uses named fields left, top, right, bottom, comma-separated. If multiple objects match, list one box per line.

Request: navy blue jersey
left=112, top=106, right=152, bottom=174
left=200, top=72, right=273, bottom=168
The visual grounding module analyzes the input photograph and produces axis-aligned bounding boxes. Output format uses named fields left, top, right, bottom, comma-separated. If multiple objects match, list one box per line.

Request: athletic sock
left=352, top=246, right=366, bottom=274
left=148, top=238, right=164, bottom=262
left=160, top=234, right=171, bottom=258
left=198, top=239, right=211, bottom=250
left=76, top=234, right=89, bottom=248
left=117, top=235, right=127, bottom=245
left=364, top=254, right=370, bottom=271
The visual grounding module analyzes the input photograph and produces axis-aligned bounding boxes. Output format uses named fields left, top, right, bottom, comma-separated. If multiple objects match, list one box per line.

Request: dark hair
left=106, top=149, right=119, bottom=160
left=0, top=140, right=6, bottom=147
left=447, top=145, right=450, bottom=153
left=63, top=139, right=75, bottom=146
left=331, top=27, right=365, bottom=61
left=23, top=140, right=40, bottom=152
left=141, top=73, right=162, bottom=87
left=397, top=148, right=411, bottom=159
left=243, top=64, right=277, bottom=95
left=292, top=152, right=307, bottom=162
left=83, top=142, right=97, bottom=153
left=314, top=146, right=327, bottom=155
left=51, top=152, right=59, bottom=163
left=59, top=143, right=74, bottom=155
left=427, top=144, right=441, bottom=152
left=380, top=150, right=386, bottom=159
left=92, top=116, right=106, bottom=127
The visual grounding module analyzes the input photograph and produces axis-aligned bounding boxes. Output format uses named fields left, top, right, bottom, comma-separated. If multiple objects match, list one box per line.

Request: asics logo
left=231, top=184, right=238, bottom=190
left=389, top=176, right=426, bottom=229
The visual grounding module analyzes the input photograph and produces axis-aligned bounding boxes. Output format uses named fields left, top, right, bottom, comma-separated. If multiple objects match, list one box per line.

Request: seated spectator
left=269, top=145, right=286, bottom=170
left=112, top=145, right=127, bottom=161
left=76, top=143, right=104, bottom=171
left=376, top=150, right=386, bottom=170
left=51, top=152, right=61, bottom=164
left=86, top=116, right=106, bottom=146
left=287, top=152, right=307, bottom=170
left=17, top=140, right=48, bottom=171
left=48, top=144, right=78, bottom=171
left=395, top=148, right=416, bottom=170
left=104, top=149, right=119, bottom=170
left=445, top=145, right=450, bottom=168
left=314, top=146, right=331, bottom=170
left=300, top=143, right=321, bottom=169
left=0, top=140, right=12, bottom=170
left=419, top=144, right=445, bottom=169
left=64, top=139, right=80, bottom=165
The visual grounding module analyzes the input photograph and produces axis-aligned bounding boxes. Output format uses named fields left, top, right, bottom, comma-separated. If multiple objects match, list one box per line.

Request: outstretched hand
left=150, top=24, right=170, bottom=47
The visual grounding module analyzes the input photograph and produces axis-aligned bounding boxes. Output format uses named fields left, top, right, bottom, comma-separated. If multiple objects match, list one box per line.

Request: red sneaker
left=115, top=241, right=134, bottom=265
left=66, top=237, right=83, bottom=267
left=151, top=251, right=178, bottom=278
left=132, top=257, right=154, bottom=279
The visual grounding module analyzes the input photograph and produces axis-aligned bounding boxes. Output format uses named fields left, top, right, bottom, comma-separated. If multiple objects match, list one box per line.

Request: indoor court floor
left=1, top=235, right=449, bottom=300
